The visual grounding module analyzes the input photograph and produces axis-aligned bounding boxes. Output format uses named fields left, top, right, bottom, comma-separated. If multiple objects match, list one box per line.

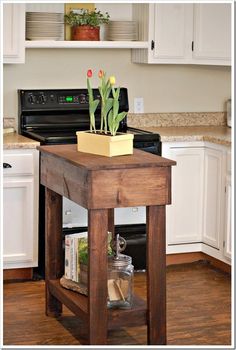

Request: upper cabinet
left=192, top=4, right=231, bottom=63
left=3, top=3, right=231, bottom=65
left=132, top=3, right=231, bottom=65
left=3, top=4, right=25, bottom=64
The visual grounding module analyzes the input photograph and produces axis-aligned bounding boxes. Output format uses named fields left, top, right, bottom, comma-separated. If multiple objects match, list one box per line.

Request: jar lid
left=108, top=254, right=132, bottom=268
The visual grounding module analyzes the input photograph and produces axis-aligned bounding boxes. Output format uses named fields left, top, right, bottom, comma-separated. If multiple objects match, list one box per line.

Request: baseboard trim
left=201, top=253, right=231, bottom=274
left=3, top=268, right=33, bottom=282
left=167, top=252, right=231, bottom=274
left=166, top=252, right=204, bottom=265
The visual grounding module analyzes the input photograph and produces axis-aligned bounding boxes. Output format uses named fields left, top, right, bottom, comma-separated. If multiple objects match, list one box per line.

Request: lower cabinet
left=3, top=149, right=39, bottom=269
left=162, top=142, right=204, bottom=245
left=223, top=150, right=231, bottom=261
left=163, top=141, right=231, bottom=264
left=202, top=145, right=225, bottom=249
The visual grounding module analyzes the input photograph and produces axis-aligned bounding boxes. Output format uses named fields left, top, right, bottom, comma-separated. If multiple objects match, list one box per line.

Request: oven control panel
left=57, top=92, right=100, bottom=105
left=19, top=89, right=129, bottom=111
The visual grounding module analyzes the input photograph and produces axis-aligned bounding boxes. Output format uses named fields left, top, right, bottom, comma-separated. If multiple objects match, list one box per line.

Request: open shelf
left=25, top=40, right=149, bottom=49
left=49, top=279, right=147, bottom=329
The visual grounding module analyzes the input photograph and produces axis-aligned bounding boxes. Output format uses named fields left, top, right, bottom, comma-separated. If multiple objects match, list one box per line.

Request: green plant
left=78, top=232, right=113, bottom=265
left=87, top=69, right=99, bottom=132
left=109, top=84, right=127, bottom=136
left=87, top=70, right=127, bottom=136
left=64, top=8, right=110, bottom=27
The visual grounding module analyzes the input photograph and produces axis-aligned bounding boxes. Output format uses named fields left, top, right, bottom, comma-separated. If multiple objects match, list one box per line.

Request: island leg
left=88, top=209, right=108, bottom=345
left=45, top=187, right=63, bottom=317
left=146, top=205, right=166, bottom=345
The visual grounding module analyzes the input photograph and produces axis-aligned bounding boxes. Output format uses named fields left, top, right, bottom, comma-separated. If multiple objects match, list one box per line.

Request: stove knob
left=38, top=94, right=47, bottom=104
left=28, top=94, right=36, bottom=104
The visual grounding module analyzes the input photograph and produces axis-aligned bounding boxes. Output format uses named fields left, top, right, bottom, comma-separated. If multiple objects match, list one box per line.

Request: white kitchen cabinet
left=162, top=142, right=204, bottom=245
left=164, top=141, right=231, bottom=265
left=193, top=4, right=231, bottom=63
left=223, top=150, right=231, bottom=260
left=3, top=149, right=39, bottom=269
left=132, top=3, right=231, bottom=65
left=202, top=145, right=225, bottom=249
left=3, top=3, right=25, bottom=64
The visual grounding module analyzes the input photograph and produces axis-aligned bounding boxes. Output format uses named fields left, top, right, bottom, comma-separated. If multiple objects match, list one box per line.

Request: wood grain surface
left=40, top=149, right=173, bottom=209
left=38, top=144, right=176, bottom=170
left=45, top=188, right=63, bottom=317
left=3, top=263, right=231, bottom=346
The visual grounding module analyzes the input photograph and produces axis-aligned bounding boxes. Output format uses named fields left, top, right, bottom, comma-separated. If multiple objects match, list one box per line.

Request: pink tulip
left=87, top=69, right=92, bottom=78
left=98, top=70, right=104, bottom=78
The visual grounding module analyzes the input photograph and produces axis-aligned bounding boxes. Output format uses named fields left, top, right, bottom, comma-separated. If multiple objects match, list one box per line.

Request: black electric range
left=18, top=88, right=161, bottom=155
left=18, top=88, right=162, bottom=275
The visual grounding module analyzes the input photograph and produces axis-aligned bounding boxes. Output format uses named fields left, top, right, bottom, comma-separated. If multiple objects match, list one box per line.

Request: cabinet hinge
left=151, top=40, right=155, bottom=50
left=223, top=241, right=225, bottom=248
left=192, top=41, right=194, bottom=51
left=225, top=186, right=227, bottom=193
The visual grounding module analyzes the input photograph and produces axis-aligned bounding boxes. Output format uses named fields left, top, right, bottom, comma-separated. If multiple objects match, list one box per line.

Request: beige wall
left=3, top=48, right=231, bottom=122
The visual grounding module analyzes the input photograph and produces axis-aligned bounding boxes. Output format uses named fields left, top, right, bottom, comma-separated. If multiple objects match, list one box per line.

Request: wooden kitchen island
left=38, top=144, right=176, bottom=345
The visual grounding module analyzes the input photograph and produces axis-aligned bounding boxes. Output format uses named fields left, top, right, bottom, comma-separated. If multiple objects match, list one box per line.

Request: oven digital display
left=66, top=96, right=73, bottom=102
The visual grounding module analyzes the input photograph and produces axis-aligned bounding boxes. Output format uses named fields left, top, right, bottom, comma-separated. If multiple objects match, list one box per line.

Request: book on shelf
left=64, top=231, right=87, bottom=282
left=64, top=231, right=112, bottom=284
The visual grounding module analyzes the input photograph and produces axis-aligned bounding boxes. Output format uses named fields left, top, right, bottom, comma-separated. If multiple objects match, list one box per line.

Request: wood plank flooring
left=3, top=261, right=231, bottom=346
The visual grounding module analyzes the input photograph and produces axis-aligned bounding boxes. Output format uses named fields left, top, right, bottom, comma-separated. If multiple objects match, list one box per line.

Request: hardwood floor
left=3, top=261, right=231, bottom=346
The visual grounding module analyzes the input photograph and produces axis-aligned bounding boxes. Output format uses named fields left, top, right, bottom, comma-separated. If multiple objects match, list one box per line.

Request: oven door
left=63, top=198, right=146, bottom=228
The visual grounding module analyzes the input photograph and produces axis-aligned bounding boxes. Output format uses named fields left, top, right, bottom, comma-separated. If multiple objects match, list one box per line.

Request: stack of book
left=64, top=231, right=112, bottom=285
left=64, top=232, right=88, bottom=283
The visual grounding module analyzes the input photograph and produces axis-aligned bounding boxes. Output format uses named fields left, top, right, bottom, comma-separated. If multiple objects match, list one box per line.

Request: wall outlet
left=134, top=97, right=144, bottom=113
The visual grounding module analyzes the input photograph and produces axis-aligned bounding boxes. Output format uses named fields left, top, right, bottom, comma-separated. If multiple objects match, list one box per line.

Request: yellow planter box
left=76, top=131, right=134, bottom=157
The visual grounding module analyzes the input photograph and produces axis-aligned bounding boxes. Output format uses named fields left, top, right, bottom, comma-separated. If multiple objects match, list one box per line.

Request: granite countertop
left=3, top=132, right=40, bottom=149
left=3, top=126, right=231, bottom=150
left=139, top=126, right=231, bottom=147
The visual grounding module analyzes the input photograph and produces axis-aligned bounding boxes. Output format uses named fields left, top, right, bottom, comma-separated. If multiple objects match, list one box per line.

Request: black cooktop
left=18, top=88, right=161, bottom=155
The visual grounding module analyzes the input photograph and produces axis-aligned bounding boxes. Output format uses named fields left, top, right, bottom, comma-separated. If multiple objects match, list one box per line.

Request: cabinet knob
left=3, top=162, right=12, bottom=168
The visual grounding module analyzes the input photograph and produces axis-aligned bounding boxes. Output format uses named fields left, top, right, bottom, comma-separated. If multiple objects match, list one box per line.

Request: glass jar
left=107, top=253, right=134, bottom=309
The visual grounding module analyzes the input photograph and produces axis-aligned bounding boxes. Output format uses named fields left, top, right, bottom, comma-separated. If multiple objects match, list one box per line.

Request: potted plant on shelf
left=76, top=69, right=134, bottom=157
left=64, top=9, right=110, bottom=41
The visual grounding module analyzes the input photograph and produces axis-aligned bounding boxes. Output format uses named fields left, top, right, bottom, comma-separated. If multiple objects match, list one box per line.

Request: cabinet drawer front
left=3, top=153, right=34, bottom=175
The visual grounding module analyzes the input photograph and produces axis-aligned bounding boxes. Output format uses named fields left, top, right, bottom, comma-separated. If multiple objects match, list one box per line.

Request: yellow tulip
left=109, top=76, right=116, bottom=85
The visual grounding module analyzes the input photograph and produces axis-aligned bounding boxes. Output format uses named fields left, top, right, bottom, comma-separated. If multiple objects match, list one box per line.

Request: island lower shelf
left=48, top=279, right=147, bottom=329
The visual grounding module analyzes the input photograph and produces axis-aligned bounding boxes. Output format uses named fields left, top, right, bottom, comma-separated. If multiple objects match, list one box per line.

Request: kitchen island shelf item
left=49, top=279, right=147, bottom=329
left=39, top=144, right=175, bottom=345
left=25, top=40, right=149, bottom=49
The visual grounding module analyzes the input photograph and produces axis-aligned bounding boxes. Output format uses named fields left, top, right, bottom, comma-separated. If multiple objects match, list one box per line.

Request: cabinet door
left=224, top=175, right=231, bottom=260
left=3, top=178, right=37, bottom=268
left=151, top=4, right=193, bottom=63
left=202, top=148, right=224, bottom=249
left=163, top=144, right=204, bottom=244
left=193, top=4, right=231, bottom=64
left=3, top=4, right=25, bottom=64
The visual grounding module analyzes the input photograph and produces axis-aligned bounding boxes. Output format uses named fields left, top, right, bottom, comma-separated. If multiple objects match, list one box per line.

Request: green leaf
left=113, top=99, right=119, bottom=118
left=89, top=99, right=99, bottom=114
left=108, top=109, right=114, bottom=133
left=104, top=97, right=113, bottom=116
left=115, top=111, right=127, bottom=123
left=115, top=87, right=120, bottom=100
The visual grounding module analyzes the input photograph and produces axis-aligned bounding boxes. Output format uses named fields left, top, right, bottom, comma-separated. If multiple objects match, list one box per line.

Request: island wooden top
left=38, top=144, right=176, bottom=209
left=37, top=144, right=176, bottom=170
